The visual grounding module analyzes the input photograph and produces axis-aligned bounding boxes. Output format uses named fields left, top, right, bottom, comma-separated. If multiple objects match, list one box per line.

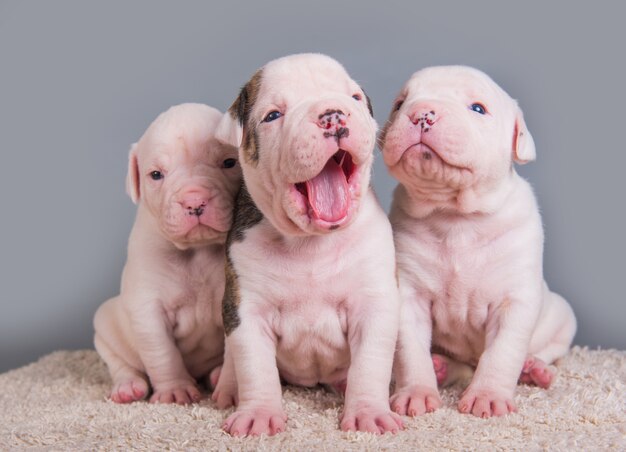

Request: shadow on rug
left=1, top=347, right=624, bottom=450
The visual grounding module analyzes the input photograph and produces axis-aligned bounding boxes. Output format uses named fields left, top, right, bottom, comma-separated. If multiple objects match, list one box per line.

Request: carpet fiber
left=1, top=347, right=624, bottom=450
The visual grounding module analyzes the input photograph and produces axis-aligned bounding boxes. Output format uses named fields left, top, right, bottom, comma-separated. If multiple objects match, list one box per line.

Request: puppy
left=94, top=103, right=242, bottom=404
left=212, top=53, right=402, bottom=436
left=380, top=66, right=577, bottom=418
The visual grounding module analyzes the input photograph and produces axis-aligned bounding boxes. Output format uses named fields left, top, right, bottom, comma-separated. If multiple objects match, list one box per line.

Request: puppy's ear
left=512, top=107, right=536, bottom=164
left=215, top=108, right=243, bottom=149
left=126, top=143, right=140, bottom=204
left=215, top=69, right=263, bottom=149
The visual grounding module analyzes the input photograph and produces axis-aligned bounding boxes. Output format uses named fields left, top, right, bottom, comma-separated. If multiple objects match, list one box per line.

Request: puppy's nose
left=181, top=197, right=208, bottom=217
left=410, top=107, right=438, bottom=132
left=318, top=109, right=349, bottom=141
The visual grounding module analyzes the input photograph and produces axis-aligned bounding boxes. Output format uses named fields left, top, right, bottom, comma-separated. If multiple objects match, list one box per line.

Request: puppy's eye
left=222, top=158, right=237, bottom=169
left=394, top=100, right=404, bottom=111
left=470, top=103, right=487, bottom=115
left=150, top=171, right=163, bottom=181
left=352, top=93, right=362, bottom=101
left=263, top=110, right=282, bottom=123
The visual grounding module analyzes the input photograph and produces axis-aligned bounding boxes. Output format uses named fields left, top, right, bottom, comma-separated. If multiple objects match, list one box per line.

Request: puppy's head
left=126, top=103, right=242, bottom=249
left=216, top=53, right=377, bottom=236
left=380, top=66, right=535, bottom=196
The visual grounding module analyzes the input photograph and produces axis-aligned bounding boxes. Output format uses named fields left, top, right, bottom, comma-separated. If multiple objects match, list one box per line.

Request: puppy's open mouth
left=295, top=150, right=356, bottom=223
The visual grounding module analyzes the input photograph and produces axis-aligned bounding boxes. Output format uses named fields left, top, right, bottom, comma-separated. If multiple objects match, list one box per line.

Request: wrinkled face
left=217, top=53, right=377, bottom=235
left=127, top=104, right=242, bottom=249
left=380, top=66, right=535, bottom=196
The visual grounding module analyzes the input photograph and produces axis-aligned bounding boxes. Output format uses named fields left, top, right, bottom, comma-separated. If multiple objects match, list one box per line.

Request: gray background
left=1, top=1, right=624, bottom=373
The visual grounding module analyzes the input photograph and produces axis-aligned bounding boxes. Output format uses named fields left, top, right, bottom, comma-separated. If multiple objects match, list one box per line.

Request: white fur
left=381, top=66, right=576, bottom=418
left=213, top=54, right=402, bottom=436
left=94, top=103, right=242, bottom=404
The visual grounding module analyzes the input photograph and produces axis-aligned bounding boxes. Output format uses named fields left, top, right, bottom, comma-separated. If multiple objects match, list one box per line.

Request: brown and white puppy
left=381, top=66, right=577, bottom=418
left=212, top=53, right=402, bottom=436
left=94, top=103, right=242, bottom=404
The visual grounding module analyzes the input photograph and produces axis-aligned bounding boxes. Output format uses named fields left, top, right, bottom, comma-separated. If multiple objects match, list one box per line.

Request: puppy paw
left=519, top=356, right=555, bottom=389
left=222, top=407, right=287, bottom=437
left=150, top=381, right=202, bottom=405
left=110, top=377, right=149, bottom=403
left=458, top=387, right=516, bottom=418
left=208, top=365, right=222, bottom=390
left=390, top=384, right=442, bottom=416
left=341, top=404, right=404, bottom=434
left=432, top=354, right=449, bottom=386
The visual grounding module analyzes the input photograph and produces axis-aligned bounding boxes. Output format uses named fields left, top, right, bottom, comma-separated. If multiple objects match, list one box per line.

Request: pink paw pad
left=519, top=356, right=554, bottom=389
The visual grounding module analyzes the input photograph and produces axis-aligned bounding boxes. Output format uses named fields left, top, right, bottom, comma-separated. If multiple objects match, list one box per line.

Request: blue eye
left=352, top=93, right=362, bottom=101
left=150, top=171, right=163, bottom=180
left=470, top=103, right=487, bottom=115
left=263, top=110, right=282, bottom=122
left=222, top=158, right=237, bottom=169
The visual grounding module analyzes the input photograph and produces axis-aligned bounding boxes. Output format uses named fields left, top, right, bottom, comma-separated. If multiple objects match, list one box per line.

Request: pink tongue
left=305, top=158, right=350, bottom=222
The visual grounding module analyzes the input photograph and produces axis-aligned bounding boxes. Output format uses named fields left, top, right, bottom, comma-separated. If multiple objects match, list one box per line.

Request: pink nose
left=410, top=106, right=438, bottom=132
left=180, top=195, right=209, bottom=217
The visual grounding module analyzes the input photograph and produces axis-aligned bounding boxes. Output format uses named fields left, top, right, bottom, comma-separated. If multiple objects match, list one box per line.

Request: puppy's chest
left=405, top=225, right=505, bottom=330
left=162, top=253, right=225, bottom=339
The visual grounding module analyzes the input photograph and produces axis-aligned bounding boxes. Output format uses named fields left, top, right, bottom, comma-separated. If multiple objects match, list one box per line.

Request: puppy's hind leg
left=432, top=353, right=474, bottom=388
left=522, top=285, right=577, bottom=389
left=94, top=300, right=149, bottom=403
left=94, top=333, right=149, bottom=403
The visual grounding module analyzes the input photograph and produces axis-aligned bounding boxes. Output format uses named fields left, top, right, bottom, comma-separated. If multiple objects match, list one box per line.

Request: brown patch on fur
left=228, top=69, right=263, bottom=166
left=228, top=183, right=264, bottom=244
left=222, top=256, right=241, bottom=335
left=222, top=184, right=264, bottom=335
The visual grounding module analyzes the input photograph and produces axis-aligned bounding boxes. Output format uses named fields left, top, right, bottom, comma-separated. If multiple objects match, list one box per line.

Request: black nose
left=318, top=109, right=347, bottom=129
left=318, top=109, right=349, bottom=142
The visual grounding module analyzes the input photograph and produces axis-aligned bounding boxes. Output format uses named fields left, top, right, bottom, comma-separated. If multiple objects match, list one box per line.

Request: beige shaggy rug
left=0, top=347, right=624, bottom=451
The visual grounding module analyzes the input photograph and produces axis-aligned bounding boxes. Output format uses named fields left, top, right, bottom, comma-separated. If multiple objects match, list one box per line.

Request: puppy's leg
left=521, top=285, right=576, bottom=389
left=94, top=333, right=149, bottom=403
left=130, top=300, right=202, bottom=405
left=94, top=299, right=149, bottom=403
left=341, top=288, right=404, bottom=434
left=222, top=316, right=286, bottom=437
left=458, top=290, right=542, bottom=418
left=211, top=342, right=238, bottom=409
left=390, top=283, right=442, bottom=417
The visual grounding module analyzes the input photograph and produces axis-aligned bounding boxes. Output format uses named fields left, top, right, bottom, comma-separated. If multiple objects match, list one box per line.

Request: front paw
left=341, top=404, right=404, bottom=434
left=390, top=384, right=442, bottom=416
left=458, top=386, right=516, bottom=418
left=222, top=406, right=287, bottom=437
left=150, top=380, right=202, bottom=405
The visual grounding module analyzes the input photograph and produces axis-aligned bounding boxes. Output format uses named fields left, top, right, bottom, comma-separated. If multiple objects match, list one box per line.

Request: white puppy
left=94, top=103, right=242, bottom=404
left=380, top=66, right=577, bottom=418
left=212, top=54, right=402, bottom=436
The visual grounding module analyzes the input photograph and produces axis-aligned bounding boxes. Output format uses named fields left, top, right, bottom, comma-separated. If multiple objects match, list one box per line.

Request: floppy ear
left=512, top=108, right=536, bottom=164
left=215, top=69, right=263, bottom=149
left=125, top=143, right=140, bottom=204
left=214, top=107, right=243, bottom=149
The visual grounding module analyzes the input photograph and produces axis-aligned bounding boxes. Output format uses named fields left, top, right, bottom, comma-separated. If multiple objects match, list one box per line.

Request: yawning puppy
left=212, top=53, right=402, bottom=436
left=381, top=66, right=577, bottom=418
left=94, top=103, right=241, bottom=404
